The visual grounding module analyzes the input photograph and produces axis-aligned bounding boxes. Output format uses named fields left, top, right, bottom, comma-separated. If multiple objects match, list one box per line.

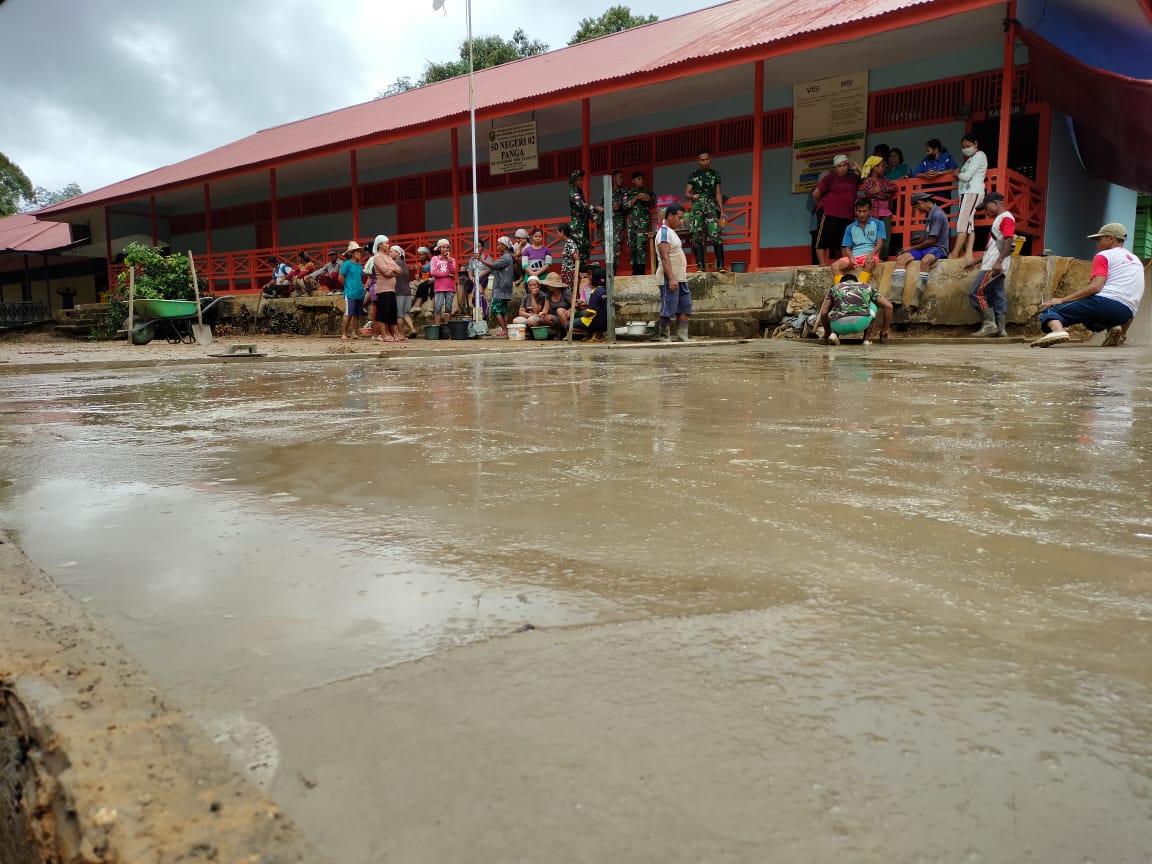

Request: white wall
left=1045, top=113, right=1137, bottom=257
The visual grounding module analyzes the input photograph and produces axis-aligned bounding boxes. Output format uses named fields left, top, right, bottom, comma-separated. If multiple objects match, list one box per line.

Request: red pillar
left=996, top=0, right=1017, bottom=193
left=350, top=151, right=360, bottom=241
left=581, top=98, right=591, bottom=200
left=451, top=126, right=461, bottom=234
left=204, top=183, right=217, bottom=290
left=269, top=167, right=279, bottom=250
left=149, top=195, right=157, bottom=246
left=750, top=60, right=764, bottom=271
left=103, top=205, right=113, bottom=297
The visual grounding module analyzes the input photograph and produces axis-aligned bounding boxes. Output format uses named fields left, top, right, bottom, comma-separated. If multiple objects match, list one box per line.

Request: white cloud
left=0, top=0, right=704, bottom=194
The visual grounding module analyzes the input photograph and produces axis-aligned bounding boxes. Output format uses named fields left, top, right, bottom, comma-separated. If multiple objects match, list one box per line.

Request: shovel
left=188, top=250, right=214, bottom=346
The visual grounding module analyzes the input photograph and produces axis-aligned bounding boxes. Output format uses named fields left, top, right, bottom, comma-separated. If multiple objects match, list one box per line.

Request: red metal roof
left=41, top=0, right=988, bottom=217
left=0, top=214, right=75, bottom=254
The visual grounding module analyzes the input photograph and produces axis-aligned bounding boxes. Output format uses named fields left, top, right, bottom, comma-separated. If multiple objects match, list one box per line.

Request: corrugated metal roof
left=0, top=214, right=75, bottom=254
left=41, top=0, right=956, bottom=216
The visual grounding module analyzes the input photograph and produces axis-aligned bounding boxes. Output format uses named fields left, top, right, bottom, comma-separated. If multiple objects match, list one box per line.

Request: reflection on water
left=1, top=344, right=1150, bottom=856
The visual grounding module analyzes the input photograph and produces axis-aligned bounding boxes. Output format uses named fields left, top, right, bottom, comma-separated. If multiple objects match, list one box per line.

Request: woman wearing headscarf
left=390, top=245, right=416, bottom=337
left=858, top=155, right=897, bottom=259
left=370, top=234, right=403, bottom=342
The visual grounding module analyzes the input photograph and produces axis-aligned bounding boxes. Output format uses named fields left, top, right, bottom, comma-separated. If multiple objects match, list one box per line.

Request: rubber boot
left=995, top=313, right=1008, bottom=337
left=674, top=320, right=690, bottom=342
left=888, top=269, right=906, bottom=305
left=652, top=319, right=671, bottom=342
left=693, top=245, right=707, bottom=273
left=909, top=274, right=928, bottom=311
left=971, top=308, right=998, bottom=337
left=715, top=244, right=726, bottom=273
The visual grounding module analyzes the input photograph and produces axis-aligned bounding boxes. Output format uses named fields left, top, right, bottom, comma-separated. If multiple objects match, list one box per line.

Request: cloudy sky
left=0, top=0, right=710, bottom=197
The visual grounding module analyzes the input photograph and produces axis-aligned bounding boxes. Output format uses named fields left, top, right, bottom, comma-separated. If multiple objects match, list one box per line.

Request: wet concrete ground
left=2, top=342, right=1150, bottom=862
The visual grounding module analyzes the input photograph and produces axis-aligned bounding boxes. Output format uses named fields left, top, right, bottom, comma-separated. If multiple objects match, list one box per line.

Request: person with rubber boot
left=964, top=192, right=1015, bottom=337
left=653, top=204, right=692, bottom=342
left=685, top=151, right=726, bottom=273
left=1032, top=223, right=1145, bottom=348
left=891, top=192, right=949, bottom=311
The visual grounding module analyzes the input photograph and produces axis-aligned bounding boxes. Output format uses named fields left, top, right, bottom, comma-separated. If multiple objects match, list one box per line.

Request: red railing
left=889, top=169, right=1045, bottom=246
left=111, top=196, right=755, bottom=293
left=109, top=177, right=1045, bottom=292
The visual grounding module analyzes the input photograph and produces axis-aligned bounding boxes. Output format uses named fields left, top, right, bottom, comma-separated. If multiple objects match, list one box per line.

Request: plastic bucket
left=531, top=326, right=551, bottom=340
left=440, top=324, right=452, bottom=340
left=731, top=261, right=748, bottom=273
left=448, top=318, right=471, bottom=340
left=508, top=324, right=527, bottom=341
left=424, top=324, right=441, bottom=340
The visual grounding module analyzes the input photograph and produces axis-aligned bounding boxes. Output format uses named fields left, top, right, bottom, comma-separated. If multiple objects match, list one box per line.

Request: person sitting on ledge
left=515, top=274, right=548, bottom=327
left=1032, top=223, right=1145, bottom=348
left=306, top=249, right=343, bottom=295
left=573, top=266, right=609, bottom=342
left=831, top=199, right=885, bottom=284
left=262, top=255, right=293, bottom=298
left=891, top=191, right=949, bottom=311
left=288, top=253, right=314, bottom=296
left=818, top=273, right=893, bottom=346
left=540, top=271, right=572, bottom=335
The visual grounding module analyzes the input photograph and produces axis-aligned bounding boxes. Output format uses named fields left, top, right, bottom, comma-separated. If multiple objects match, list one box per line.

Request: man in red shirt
left=811, top=154, right=861, bottom=267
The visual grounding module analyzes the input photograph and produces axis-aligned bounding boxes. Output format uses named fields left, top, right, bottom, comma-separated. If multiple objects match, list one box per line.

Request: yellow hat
left=862, top=155, right=884, bottom=175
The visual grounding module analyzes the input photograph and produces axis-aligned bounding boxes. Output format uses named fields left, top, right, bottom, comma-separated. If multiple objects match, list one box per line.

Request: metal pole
left=467, top=0, right=481, bottom=324
left=603, top=175, right=616, bottom=342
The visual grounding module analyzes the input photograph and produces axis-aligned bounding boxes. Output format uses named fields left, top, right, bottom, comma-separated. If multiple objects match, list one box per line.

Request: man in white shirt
left=653, top=203, right=691, bottom=342
left=963, top=192, right=1014, bottom=337
left=1033, top=223, right=1145, bottom=347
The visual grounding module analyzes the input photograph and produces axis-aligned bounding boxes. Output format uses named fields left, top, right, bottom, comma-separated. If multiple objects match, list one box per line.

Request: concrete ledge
left=0, top=534, right=327, bottom=864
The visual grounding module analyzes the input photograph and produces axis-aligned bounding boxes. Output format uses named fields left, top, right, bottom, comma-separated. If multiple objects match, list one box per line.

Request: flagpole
left=466, top=0, right=482, bottom=326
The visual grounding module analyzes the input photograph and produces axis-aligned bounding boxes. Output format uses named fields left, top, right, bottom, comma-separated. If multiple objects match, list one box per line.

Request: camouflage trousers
left=627, top=223, right=650, bottom=272
left=689, top=207, right=723, bottom=246
left=570, top=218, right=592, bottom=262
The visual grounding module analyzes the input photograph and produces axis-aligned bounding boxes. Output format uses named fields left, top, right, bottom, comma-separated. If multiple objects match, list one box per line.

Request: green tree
left=378, top=28, right=548, bottom=96
left=378, top=76, right=415, bottom=98
left=0, top=152, right=34, bottom=217
left=569, top=6, right=658, bottom=45
left=21, top=182, right=83, bottom=212
left=424, top=29, right=548, bottom=83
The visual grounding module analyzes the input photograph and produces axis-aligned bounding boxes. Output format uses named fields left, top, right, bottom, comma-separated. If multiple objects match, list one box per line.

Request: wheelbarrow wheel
left=131, top=322, right=155, bottom=345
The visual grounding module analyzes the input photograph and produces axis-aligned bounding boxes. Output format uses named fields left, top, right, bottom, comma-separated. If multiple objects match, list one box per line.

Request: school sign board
left=792, top=72, right=868, bottom=192
left=488, top=121, right=539, bottom=175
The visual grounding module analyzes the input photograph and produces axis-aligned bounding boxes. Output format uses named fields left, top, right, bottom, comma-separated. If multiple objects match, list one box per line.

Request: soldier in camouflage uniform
left=601, top=170, right=632, bottom=270
left=685, top=151, right=726, bottom=272
left=625, top=171, right=655, bottom=275
left=567, top=169, right=602, bottom=265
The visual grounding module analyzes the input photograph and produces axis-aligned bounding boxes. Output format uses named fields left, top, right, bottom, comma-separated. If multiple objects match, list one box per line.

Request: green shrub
left=116, top=243, right=194, bottom=301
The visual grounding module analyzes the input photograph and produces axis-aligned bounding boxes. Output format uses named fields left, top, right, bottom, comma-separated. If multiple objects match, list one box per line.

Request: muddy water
left=1, top=343, right=1150, bottom=862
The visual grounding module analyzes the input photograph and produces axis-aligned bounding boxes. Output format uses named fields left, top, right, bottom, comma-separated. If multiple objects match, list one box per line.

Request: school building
left=11, top=0, right=1151, bottom=306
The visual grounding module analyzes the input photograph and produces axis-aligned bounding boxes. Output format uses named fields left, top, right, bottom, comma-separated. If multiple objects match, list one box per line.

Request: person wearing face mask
left=952, top=136, right=988, bottom=260
left=909, top=138, right=959, bottom=200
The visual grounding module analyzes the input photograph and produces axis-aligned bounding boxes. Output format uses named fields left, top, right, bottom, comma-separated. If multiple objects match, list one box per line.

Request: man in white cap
left=1032, top=223, right=1145, bottom=347
left=812, top=154, right=862, bottom=267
